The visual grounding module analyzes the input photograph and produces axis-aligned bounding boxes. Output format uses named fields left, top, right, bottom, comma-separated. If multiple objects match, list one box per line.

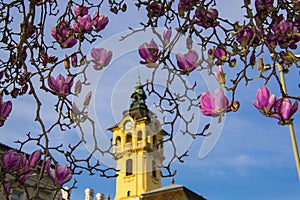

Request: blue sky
left=1, top=0, right=300, bottom=199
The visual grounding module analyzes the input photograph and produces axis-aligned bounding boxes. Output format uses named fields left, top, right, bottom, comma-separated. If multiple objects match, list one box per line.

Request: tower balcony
left=114, top=142, right=164, bottom=154
left=125, top=142, right=132, bottom=150
left=137, top=140, right=143, bottom=148
left=115, top=146, right=121, bottom=153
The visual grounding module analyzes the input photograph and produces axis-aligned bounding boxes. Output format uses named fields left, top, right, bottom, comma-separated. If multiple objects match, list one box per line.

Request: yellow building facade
left=108, top=79, right=166, bottom=200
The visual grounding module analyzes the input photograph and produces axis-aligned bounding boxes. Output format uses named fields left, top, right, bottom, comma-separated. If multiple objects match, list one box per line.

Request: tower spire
left=135, top=70, right=142, bottom=90
left=129, top=74, right=148, bottom=120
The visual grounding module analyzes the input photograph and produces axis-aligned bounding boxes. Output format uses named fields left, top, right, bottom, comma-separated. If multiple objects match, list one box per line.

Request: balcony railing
left=125, top=142, right=132, bottom=150
left=137, top=140, right=143, bottom=148
left=115, top=146, right=121, bottom=153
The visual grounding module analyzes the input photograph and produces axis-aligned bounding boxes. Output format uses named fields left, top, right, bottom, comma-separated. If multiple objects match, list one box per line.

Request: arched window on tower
left=137, top=131, right=143, bottom=141
left=115, top=136, right=121, bottom=152
left=137, top=131, right=143, bottom=148
left=125, top=133, right=132, bottom=149
left=152, top=160, right=157, bottom=178
left=126, top=159, right=133, bottom=176
left=153, top=135, right=157, bottom=150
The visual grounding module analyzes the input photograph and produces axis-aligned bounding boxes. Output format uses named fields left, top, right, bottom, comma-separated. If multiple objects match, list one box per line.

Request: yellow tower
left=108, top=78, right=166, bottom=200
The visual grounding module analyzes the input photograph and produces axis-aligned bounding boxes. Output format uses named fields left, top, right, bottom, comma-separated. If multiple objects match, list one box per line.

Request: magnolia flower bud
left=163, top=29, right=172, bottom=45
left=186, top=37, right=193, bottom=50
left=214, top=65, right=226, bottom=86
left=64, top=55, right=70, bottom=70
left=257, top=58, right=264, bottom=73
left=84, top=91, right=92, bottom=107
left=74, top=80, right=82, bottom=95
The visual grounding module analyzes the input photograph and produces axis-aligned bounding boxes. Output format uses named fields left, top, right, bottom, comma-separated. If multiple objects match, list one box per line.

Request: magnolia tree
left=0, top=0, right=299, bottom=199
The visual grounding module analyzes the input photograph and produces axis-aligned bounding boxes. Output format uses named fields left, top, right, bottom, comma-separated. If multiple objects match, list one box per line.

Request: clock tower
left=108, top=78, right=166, bottom=200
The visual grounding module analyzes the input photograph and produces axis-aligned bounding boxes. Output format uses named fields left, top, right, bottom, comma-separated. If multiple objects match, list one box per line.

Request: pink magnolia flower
left=208, top=47, right=227, bottom=61
left=138, top=39, right=160, bottom=67
left=0, top=96, right=12, bottom=127
left=51, top=21, right=77, bottom=48
left=2, top=150, right=42, bottom=184
left=253, top=87, right=276, bottom=116
left=175, top=50, right=199, bottom=75
left=271, top=97, right=298, bottom=124
left=45, top=159, right=72, bottom=186
left=73, top=5, right=88, bottom=17
left=200, top=88, right=238, bottom=117
left=268, top=19, right=299, bottom=49
left=56, top=164, right=72, bottom=185
left=214, top=47, right=226, bottom=60
left=28, top=150, right=42, bottom=168
left=236, top=26, right=261, bottom=47
left=18, top=154, right=28, bottom=171
left=214, top=65, right=226, bottom=86
left=92, top=12, right=109, bottom=32
left=48, top=74, right=74, bottom=96
left=2, top=150, right=21, bottom=171
left=196, top=8, right=219, bottom=28
left=73, top=14, right=93, bottom=33
left=91, top=47, right=113, bottom=70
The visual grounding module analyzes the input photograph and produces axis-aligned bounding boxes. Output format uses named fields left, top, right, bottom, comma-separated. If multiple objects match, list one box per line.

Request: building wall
left=113, top=115, right=164, bottom=200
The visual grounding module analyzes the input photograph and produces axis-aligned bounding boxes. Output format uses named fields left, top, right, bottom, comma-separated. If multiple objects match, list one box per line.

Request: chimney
left=85, top=188, right=94, bottom=200
left=96, top=193, right=104, bottom=200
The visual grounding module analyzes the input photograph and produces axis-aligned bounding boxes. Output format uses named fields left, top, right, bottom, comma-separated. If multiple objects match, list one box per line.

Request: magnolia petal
left=176, top=53, right=188, bottom=70
left=163, top=29, right=172, bottom=44
left=91, top=47, right=100, bottom=60
left=185, top=50, right=198, bottom=64
left=200, top=91, right=214, bottom=116
left=214, top=88, right=228, bottom=110
left=257, top=87, right=270, bottom=107
left=102, top=50, right=112, bottom=67
left=2, top=101, right=12, bottom=117
left=28, top=150, right=42, bottom=168
left=290, top=101, right=299, bottom=117
left=56, top=164, right=72, bottom=186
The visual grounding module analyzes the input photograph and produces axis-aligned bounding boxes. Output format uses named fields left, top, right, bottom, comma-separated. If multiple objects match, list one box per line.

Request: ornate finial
left=171, top=177, right=175, bottom=184
left=135, top=69, right=141, bottom=89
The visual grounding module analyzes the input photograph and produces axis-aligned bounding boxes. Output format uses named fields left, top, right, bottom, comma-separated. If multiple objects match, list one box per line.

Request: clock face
left=124, top=121, right=133, bottom=130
